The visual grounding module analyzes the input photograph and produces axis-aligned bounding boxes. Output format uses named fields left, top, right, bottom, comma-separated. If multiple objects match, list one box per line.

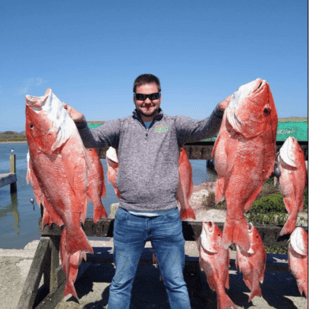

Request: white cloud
left=25, top=77, right=47, bottom=87
left=16, top=78, right=47, bottom=95
left=16, top=87, right=30, bottom=95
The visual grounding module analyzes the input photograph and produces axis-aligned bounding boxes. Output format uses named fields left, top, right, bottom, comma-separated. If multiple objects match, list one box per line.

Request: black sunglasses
left=134, top=92, right=161, bottom=101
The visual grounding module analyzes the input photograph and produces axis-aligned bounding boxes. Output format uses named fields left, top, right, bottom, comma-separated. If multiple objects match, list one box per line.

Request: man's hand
left=63, top=102, right=85, bottom=123
left=218, top=94, right=232, bottom=112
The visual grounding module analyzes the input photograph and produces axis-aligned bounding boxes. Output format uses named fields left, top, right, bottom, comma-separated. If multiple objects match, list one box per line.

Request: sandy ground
left=0, top=182, right=307, bottom=309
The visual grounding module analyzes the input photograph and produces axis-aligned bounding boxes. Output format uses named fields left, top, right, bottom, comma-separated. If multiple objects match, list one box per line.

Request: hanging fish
left=212, top=78, right=278, bottom=251
left=277, top=136, right=307, bottom=236
left=25, top=89, right=107, bottom=298
left=198, top=221, right=236, bottom=309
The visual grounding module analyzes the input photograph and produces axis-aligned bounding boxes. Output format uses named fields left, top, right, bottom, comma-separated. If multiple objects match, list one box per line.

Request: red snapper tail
left=217, top=288, right=237, bottom=309
left=280, top=214, right=298, bottom=236
left=180, top=207, right=196, bottom=220
left=93, top=203, right=108, bottom=223
left=65, top=226, right=93, bottom=255
left=248, top=283, right=262, bottom=302
left=223, top=217, right=250, bottom=252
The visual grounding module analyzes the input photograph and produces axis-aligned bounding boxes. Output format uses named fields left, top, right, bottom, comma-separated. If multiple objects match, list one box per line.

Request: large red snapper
left=176, top=147, right=196, bottom=220
left=277, top=137, right=307, bottom=236
left=212, top=78, right=278, bottom=251
left=198, top=222, right=236, bottom=309
left=288, top=227, right=308, bottom=300
left=235, top=223, right=266, bottom=303
left=87, top=148, right=108, bottom=222
left=25, top=89, right=98, bottom=298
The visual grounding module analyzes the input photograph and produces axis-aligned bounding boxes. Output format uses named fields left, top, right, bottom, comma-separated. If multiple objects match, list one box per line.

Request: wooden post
left=10, top=154, right=17, bottom=193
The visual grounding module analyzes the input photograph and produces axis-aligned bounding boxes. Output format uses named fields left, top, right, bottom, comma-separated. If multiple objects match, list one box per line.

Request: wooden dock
left=17, top=214, right=308, bottom=309
left=0, top=154, right=17, bottom=193
left=96, top=140, right=308, bottom=160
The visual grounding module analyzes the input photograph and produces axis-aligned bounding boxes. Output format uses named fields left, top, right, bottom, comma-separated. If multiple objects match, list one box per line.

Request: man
left=64, top=74, right=231, bottom=309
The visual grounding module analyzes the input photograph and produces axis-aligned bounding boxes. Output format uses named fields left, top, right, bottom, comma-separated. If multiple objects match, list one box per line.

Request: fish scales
left=236, top=223, right=266, bottom=303
left=288, top=227, right=308, bottom=302
left=198, top=222, right=236, bottom=309
left=212, top=78, right=278, bottom=252
left=87, top=148, right=108, bottom=223
left=25, top=89, right=107, bottom=298
left=277, top=137, right=307, bottom=236
left=177, top=147, right=195, bottom=220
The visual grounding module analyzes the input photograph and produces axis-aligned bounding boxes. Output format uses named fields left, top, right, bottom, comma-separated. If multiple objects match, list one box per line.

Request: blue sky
left=1, top=0, right=307, bottom=132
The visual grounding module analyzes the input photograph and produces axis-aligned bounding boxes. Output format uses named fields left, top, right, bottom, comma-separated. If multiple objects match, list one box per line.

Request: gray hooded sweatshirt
left=77, top=107, right=223, bottom=211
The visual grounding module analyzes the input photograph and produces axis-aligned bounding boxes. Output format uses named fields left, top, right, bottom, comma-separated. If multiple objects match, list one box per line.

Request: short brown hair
left=133, top=74, right=161, bottom=93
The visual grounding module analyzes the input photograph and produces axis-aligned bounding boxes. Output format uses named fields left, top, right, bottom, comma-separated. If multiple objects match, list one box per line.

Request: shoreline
left=0, top=141, right=27, bottom=144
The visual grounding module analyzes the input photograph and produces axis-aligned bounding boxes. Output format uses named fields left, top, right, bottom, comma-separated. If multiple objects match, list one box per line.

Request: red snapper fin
left=244, top=182, right=264, bottom=212
left=64, top=280, right=78, bottom=299
left=248, top=283, right=262, bottom=303
left=217, top=292, right=237, bottom=309
left=180, top=207, right=196, bottom=220
left=215, top=177, right=225, bottom=204
left=280, top=214, right=298, bottom=236
left=280, top=196, right=298, bottom=236
left=93, top=203, right=108, bottom=223
left=65, top=227, right=93, bottom=255
left=223, top=217, right=250, bottom=252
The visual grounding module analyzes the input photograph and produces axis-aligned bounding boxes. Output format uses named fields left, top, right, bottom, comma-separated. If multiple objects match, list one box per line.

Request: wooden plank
left=35, top=266, right=66, bottom=309
left=10, top=154, right=16, bottom=174
left=0, top=173, right=17, bottom=188
left=85, top=246, right=290, bottom=271
left=10, top=154, right=17, bottom=193
left=17, top=237, right=50, bottom=309
left=49, top=236, right=61, bottom=293
left=39, top=218, right=305, bottom=249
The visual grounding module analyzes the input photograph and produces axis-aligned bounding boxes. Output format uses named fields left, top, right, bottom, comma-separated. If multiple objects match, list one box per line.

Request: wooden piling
left=10, top=154, right=17, bottom=193
left=0, top=154, right=17, bottom=191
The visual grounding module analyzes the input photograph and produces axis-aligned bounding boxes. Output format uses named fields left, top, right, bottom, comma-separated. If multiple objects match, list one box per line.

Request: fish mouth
left=254, top=79, right=264, bottom=93
left=25, top=95, right=48, bottom=112
left=246, top=223, right=255, bottom=254
left=290, top=228, right=308, bottom=256
left=204, top=221, right=214, bottom=233
left=226, top=78, right=271, bottom=138
left=106, top=147, right=119, bottom=163
left=279, top=137, right=297, bottom=168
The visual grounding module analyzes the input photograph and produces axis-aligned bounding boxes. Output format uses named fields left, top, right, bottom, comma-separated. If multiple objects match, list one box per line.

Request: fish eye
left=29, top=124, right=34, bottom=129
left=264, top=107, right=271, bottom=114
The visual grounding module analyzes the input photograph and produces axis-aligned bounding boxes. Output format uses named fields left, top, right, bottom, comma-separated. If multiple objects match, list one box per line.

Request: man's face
left=134, top=83, right=162, bottom=121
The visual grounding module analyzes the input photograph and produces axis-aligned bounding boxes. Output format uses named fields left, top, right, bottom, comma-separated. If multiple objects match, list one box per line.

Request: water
left=0, top=143, right=217, bottom=249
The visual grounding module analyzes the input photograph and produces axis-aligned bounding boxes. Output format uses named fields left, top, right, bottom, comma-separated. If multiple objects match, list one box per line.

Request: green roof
left=203, top=120, right=307, bottom=142
left=276, top=121, right=307, bottom=141
left=88, top=124, right=102, bottom=129
left=88, top=121, right=308, bottom=142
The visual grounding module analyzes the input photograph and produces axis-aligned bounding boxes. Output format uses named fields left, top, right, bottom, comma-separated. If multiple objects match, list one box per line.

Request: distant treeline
left=0, top=118, right=306, bottom=142
left=278, top=117, right=307, bottom=122
left=0, top=131, right=26, bottom=142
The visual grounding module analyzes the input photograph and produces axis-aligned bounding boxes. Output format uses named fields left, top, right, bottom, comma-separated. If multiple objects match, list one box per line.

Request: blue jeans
left=108, top=207, right=191, bottom=309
